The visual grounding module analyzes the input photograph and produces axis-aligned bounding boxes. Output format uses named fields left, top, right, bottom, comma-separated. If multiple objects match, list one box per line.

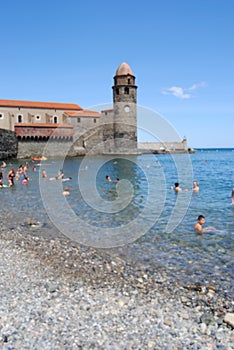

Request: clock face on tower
left=124, top=105, right=130, bottom=113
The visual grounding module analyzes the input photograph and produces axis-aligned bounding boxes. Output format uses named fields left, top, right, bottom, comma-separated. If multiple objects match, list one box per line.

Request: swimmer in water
left=57, top=169, right=64, bottom=180
left=42, top=169, right=47, bottom=178
left=194, top=215, right=217, bottom=234
left=194, top=215, right=205, bottom=234
left=193, top=181, right=199, bottom=192
left=63, top=187, right=70, bottom=196
left=171, top=182, right=182, bottom=192
left=106, top=175, right=112, bottom=182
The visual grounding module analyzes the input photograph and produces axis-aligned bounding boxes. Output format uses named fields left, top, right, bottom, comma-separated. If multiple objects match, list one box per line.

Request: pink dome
left=115, top=62, right=133, bottom=76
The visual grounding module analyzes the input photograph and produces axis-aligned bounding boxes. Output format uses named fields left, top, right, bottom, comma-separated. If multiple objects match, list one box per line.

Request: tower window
left=128, top=78, right=131, bottom=85
left=116, top=88, right=119, bottom=95
left=18, top=115, right=23, bottom=123
left=54, top=116, right=58, bottom=124
left=93, top=118, right=96, bottom=123
left=124, top=87, right=129, bottom=95
left=77, top=117, right=81, bottom=123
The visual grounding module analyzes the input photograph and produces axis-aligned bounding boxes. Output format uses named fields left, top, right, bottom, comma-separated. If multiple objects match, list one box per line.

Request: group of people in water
left=171, top=179, right=234, bottom=234
left=106, top=175, right=119, bottom=183
left=1, top=159, right=234, bottom=234
left=1, top=161, right=30, bottom=187
left=171, top=181, right=199, bottom=193
left=0, top=160, right=71, bottom=196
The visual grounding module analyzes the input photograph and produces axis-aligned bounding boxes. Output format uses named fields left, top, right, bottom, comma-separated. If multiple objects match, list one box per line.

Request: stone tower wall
left=0, top=128, right=18, bottom=159
left=112, top=72, right=138, bottom=150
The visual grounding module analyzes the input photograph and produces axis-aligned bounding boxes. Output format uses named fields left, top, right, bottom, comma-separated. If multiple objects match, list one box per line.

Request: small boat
left=31, top=156, right=47, bottom=161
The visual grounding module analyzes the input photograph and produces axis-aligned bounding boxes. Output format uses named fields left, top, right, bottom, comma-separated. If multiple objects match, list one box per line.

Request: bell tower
left=112, top=62, right=138, bottom=150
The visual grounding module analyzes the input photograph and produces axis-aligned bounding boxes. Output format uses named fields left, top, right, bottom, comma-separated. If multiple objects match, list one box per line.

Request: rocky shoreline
left=0, top=219, right=233, bottom=349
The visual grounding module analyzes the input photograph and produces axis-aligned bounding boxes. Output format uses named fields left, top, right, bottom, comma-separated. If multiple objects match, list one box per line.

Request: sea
left=1, top=148, right=233, bottom=296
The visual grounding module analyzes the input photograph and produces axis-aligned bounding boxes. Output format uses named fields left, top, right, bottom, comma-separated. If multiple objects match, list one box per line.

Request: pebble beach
left=0, top=215, right=233, bottom=350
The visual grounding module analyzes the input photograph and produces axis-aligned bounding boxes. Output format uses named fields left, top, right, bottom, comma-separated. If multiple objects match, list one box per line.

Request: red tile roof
left=15, top=123, right=73, bottom=128
left=65, top=109, right=101, bottom=118
left=0, top=99, right=82, bottom=110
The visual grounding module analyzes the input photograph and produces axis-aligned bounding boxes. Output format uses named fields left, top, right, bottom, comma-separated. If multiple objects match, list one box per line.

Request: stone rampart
left=0, top=128, right=18, bottom=160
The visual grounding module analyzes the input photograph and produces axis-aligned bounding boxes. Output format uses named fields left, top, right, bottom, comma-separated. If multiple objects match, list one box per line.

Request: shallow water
left=1, top=149, right=233, bottom=295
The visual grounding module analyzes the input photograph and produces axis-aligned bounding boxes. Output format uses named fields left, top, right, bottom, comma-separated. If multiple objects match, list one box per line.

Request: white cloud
left=162, top=86, right=192, bottom=99
left=162, top=81, right=207, bottom=99
left=188, top=81, right=207, bottom=91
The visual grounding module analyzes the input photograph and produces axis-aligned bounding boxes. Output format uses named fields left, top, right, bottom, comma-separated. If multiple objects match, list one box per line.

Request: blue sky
left=1, top=0, right=233, bottom=148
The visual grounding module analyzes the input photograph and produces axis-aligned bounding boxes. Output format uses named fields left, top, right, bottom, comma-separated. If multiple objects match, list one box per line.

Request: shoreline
left=0, top=220, right=233, bottom=349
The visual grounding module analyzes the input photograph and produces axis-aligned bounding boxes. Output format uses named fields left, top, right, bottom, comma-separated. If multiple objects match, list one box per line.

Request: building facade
left=0, top=62, right=189, bottom=159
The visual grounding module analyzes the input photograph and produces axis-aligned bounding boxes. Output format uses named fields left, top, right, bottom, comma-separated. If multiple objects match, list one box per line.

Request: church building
left=0, top=62, right=138, bottom=158
left=0, top=62, right=188, bottom=159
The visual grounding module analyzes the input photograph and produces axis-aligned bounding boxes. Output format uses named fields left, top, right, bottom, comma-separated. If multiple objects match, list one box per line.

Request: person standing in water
left=7, top=169, right=15, bottom=187
left=0, top=171, right=3, bottom=187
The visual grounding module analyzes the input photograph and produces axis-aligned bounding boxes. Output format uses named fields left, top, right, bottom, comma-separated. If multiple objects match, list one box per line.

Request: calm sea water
left=1, top=149, right=233, bottom=294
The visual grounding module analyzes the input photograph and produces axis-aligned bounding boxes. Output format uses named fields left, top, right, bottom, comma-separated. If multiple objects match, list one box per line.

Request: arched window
left=124, top=87, right=129, bottom=95
left=116, top=88, right=119, bottom=95
left=128, top=78, right=131, bottom=85
left=18, top=115, right=23, bottom=123
left=53, top=116, right=58, bottom=124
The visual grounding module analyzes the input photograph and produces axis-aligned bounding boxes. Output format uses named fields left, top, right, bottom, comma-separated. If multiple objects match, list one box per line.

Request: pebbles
left=0, top=221, right=234, bottom=349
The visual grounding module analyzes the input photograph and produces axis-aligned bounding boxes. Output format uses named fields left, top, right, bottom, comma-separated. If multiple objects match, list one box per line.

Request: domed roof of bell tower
left=115, top=62, right=134, bottom=76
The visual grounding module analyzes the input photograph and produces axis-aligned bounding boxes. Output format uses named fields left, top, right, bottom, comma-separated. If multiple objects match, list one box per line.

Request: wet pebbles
left=0, top=220, right=233, bottom=350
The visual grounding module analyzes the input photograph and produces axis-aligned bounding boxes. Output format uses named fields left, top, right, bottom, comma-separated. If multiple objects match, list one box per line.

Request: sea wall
left=138, top=140, right=189, bottom=153
left=0, top=128, right=18, bottom=160
left=17, top=140, right=81, bottom=158
left=0, top=128, right=191, bottom=159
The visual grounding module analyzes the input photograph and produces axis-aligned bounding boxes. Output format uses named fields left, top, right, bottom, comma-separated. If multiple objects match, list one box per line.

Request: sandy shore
left=0, top=220, right=233, bottom=349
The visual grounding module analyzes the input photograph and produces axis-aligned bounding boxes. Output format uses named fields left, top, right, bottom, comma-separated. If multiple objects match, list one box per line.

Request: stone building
left=0, top=62, right=189, bottom=159
left=0, top=98, right=102, bottom=158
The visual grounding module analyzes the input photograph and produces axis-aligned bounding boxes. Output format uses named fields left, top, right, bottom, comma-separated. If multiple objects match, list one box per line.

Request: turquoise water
left=1, top=149, right=233, bottom=294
